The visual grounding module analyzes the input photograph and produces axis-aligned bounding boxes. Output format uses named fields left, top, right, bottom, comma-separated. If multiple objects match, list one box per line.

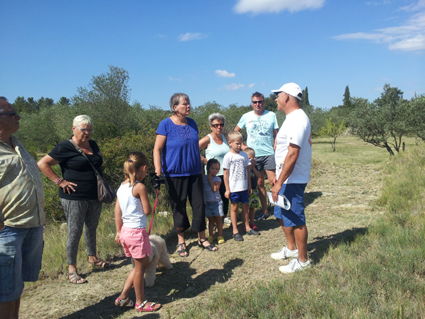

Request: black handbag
left=69, top=139, right=116, bottom=204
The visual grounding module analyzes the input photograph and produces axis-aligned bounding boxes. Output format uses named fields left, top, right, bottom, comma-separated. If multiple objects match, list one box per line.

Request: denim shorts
left=120, top=226, right=151, bottom=259
left=274, top=184, right=307, bottom=227
left=0, top=226, right=44, bottom=302
left=230, top=190, right=249, bottom=204
left=205, top=200, right=224, bottom=218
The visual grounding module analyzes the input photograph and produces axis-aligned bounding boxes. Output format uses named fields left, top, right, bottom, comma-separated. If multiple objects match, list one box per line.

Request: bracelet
left=56, top=178, right=63, bottom=185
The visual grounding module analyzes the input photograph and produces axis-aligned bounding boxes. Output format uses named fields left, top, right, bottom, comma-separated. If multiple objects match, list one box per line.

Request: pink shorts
left=120, top=226, right=151, bottom=259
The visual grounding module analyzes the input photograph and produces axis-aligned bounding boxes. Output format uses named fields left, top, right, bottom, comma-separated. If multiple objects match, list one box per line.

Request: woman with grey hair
left=153, top=93, right=217, bottom=257
left=38, top=115, right=112, bottom=284
left=199, top=113, right=230, bottom=229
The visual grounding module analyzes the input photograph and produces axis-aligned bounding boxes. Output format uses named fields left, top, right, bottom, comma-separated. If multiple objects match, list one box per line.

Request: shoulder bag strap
left=68, top=138, right=101, bottom=177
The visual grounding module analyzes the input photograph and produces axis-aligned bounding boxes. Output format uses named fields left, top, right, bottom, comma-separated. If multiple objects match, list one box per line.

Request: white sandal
left=115, top=297, right=134, bottom=307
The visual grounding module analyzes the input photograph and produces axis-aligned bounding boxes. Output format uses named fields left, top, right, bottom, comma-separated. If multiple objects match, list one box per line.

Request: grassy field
left=21, top=136, right=425, bottom=318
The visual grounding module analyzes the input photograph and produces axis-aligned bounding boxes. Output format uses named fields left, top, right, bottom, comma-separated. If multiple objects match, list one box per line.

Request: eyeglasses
left=211, top=123, right=224, bottom=128
left=0, top=111, right=19, bottom=117
left=77, top=127, right=94, bottom=134
left=252, top=100, right=264, bottom=104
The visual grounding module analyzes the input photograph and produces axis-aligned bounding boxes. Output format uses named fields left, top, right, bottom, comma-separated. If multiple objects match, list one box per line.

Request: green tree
left=59, top=97, right=70, bottom=106
left=300, top=87, right=313, bottom=114
left=318, top=117, right=346, bottom=152
left=264, top=94, right=277, bottom=111
left=72, top=66, right=139, bottom=139
left=406, top=94, right=425, bottom=141
left=343, top=85, right=352, bottom=109
left=349, top=85, right=409, bottom=156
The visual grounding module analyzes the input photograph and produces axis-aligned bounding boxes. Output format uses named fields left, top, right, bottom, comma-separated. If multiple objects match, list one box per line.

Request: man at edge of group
left=269, top=83, right=312, bottom=273
left=235, top=92, right=279, bottom=220
left=0, top=97, right=45, bottom=318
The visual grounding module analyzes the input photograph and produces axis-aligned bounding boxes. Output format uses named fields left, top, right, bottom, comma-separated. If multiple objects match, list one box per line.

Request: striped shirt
left=0, top=136, right=45, bottom=227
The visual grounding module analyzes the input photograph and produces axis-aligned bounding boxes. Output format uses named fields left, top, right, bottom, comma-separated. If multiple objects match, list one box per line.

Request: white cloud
left=333, top=6, right=425, bottom=52
left=215, top=70, right=236, bottom=78
left=222, top=83, right=245, bottom=90
left=168, top=76, right=182, bottom=82
left=178, top=33, right=207, bottom=42
left=248, top=83, right=255, bottom=88
left=366, top=0, right=393, bottom=6
left=234, top=0, right=325, bottom=14
left=400, top=0, right=425, bottom=12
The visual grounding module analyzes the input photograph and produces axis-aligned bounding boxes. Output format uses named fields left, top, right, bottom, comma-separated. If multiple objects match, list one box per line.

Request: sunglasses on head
left=252, top=100, right=264, bottom=104
left=211, top=123, right=224, bottom=128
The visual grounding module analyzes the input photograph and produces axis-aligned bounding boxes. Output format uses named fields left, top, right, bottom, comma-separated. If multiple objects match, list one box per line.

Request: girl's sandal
left=135, top=300, right=162, bottom=312
left=115, top=297, right=134, bottom=308
left=67, top=271, right=87, bottom=284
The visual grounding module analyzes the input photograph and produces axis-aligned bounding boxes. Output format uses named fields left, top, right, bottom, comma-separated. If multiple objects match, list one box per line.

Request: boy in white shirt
left=223, top=131, right=260, bottom=241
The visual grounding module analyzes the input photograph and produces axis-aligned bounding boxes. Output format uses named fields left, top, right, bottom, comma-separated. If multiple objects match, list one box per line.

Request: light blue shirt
left=237, top=110, right=279, bottom=157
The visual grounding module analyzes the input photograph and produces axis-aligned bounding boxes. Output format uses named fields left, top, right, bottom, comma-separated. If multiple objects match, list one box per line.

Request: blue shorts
left=0, top=226, right=44, bottom=302
left=274, top=184, right=307, bottom=227
left=230, top=191, right=249, bottom=204
left=205, top=200, right=224, bottom=218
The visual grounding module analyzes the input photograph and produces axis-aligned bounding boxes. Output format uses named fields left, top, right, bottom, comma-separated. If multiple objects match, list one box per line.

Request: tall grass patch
left=177, top=145, right=425, bottom=318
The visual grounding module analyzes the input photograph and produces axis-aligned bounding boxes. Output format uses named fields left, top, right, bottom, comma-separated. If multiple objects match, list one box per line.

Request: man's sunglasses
left=252, top=100, right=264, bottom=104
left=211, top=123, right=224, bottom=128
left=0, top=111, right=19, bottom=117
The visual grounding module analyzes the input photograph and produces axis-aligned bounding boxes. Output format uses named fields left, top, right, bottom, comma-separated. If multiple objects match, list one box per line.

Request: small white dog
left=145, top=234, right=173, bottom=287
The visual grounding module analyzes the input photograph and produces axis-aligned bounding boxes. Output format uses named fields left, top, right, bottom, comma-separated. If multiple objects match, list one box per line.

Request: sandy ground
left=19, top=159, right=384, bottom=319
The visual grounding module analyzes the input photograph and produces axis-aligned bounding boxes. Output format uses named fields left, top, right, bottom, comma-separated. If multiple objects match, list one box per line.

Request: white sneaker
left=279, top=259, right=310, bottom=274
left=270, top=247, right=298, bottom=260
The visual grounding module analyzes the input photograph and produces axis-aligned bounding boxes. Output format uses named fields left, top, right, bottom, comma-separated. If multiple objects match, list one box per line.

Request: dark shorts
left=255, top=155, right=276, bottom=171
left=274, top=184, right=307, bottom=227
left=230, top=190, right=249, bottom=204
left=0, top=226, right=44, bottom=302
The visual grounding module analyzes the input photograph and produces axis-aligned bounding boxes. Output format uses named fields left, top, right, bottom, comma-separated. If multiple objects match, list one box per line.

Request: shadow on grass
left=308, top=227, right=368, bottom=264
left=59, top=258, right=243, bottom=319
left=304, top=191, right=323, bottom=207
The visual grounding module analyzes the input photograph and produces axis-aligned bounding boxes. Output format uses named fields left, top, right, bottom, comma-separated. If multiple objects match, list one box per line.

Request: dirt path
left=20, top=158, right=384, bottom=319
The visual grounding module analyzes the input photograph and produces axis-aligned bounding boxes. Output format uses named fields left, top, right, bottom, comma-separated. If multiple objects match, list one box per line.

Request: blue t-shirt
left=237, top=110, right=279, bottom=157
left=156, top=117, right=202, bottom=177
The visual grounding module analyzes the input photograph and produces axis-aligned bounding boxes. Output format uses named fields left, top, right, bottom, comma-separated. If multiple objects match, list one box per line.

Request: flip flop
left=89, top=258, right=114, bottom=269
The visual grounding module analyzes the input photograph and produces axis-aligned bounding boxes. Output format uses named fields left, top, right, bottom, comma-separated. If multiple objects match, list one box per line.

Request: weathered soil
left=20, top=158, right=384, bottom=319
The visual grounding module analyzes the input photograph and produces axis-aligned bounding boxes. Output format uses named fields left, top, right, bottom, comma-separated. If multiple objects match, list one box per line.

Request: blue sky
left=1, top=0, right=424, bottom=110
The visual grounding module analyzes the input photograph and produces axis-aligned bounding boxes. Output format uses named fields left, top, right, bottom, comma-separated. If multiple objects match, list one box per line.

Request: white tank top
left=116, top=182, right=147, bottom=228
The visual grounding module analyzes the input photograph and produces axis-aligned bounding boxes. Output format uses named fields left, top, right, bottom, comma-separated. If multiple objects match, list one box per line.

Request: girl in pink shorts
left=114, top=152, right=161, bottom=312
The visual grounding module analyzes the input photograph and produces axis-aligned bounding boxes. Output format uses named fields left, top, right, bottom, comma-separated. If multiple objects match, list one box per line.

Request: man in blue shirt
left=235, top=92, right=279, bottom=220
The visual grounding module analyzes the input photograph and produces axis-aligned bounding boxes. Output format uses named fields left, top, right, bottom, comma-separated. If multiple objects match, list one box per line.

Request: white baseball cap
left=271, top=82, right=303, bottom=101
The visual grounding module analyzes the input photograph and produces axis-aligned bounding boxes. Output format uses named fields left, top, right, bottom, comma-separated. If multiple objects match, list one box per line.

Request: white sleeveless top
left=116, top=182, right=147, bottom=228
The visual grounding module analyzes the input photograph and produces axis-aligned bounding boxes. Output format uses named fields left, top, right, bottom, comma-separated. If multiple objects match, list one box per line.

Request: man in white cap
left=269, top=83, right=312, bottom=273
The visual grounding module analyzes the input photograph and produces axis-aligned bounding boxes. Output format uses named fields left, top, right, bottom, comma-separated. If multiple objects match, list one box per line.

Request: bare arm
left=37, top=155, right=77, bottom=194
left=247, top=166, right=252, bottom=194
left=114, top=198, right=123, bottom=244
left=153, top=134, right=167, bottom=176
left=208, top=173, right=221, bottom=193
left=223, top=169, right=230, bottom=199
left=271, top=144, right=300, bottom=201
left=273, top=129, right=278, bottom=151
left=199, top=135, right=210, bottom=165
left=133, top=183, right=152, bottom=216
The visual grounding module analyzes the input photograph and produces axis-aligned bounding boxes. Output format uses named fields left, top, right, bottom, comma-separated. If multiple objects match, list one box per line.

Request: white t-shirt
left=116, top=182, right=147, bottom=228
left=275, top=109, right=312, bottom=184
left=222, top=151, right=250, bottom=192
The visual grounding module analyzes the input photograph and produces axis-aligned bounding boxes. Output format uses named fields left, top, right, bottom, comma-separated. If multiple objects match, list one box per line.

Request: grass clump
left=177, top=145, right=425, bottom=318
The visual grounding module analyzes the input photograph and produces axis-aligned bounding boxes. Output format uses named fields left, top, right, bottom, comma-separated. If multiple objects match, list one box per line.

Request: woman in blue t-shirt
left=153, top=93, right=217, bottom=257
